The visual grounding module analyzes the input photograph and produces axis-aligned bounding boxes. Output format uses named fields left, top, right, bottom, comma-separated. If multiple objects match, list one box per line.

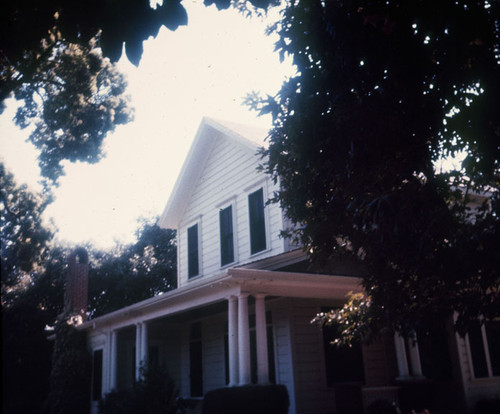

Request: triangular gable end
left=158, top=117, right=268, bottom=229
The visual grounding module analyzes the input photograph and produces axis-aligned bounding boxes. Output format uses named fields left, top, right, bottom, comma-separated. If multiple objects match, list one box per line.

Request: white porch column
left=228, top=295, right=239, bottom=386
left=238, top=293, right=251, bottom=385
left=255, top=294, right=269, bottom=384
left=135, top=323, right=142, bottom=380
left=394, top=333, right=410, bottom=380
left=140, top=322, right=148, bottom=367
left=110, top=330, right=118, bottom=390
left=407, top=332, right=424, bottom=378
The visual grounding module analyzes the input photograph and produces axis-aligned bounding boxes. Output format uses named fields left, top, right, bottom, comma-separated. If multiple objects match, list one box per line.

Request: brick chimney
left=65, top=247, right=89, bottom=321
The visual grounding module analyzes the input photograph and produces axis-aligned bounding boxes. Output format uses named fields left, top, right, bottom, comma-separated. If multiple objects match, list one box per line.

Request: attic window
left=187, top=224, right=199, bottom=278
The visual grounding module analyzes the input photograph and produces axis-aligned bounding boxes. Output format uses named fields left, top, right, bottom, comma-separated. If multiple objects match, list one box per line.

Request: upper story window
left=187, top=223, right=199, bottom=278
left=248, top=188, right=266, bottom=254
left=219, top=205, right=235, bottom=266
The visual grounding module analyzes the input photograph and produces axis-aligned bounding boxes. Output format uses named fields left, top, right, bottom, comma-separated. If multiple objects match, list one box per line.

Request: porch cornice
left=79, top=269, right=362, bottom=332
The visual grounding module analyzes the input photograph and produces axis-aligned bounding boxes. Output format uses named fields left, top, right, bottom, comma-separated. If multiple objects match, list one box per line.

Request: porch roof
left=79, top=269, right=362, bottom=332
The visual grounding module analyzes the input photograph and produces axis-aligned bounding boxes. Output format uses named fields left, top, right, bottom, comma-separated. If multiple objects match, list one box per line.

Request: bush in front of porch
left=202, top=384, right=289, bottom=414
left=98, top=365, right=189, bottom=414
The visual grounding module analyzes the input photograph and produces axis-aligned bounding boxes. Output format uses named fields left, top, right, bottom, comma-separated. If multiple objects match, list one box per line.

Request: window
left=92, top=349, right=103, bottom=401
left=219, top=205, right=234, bottom=266
left=190, top=323, right=203, bottom=397
left=187, top=224, right=199, bottom=278
left=248, top=188, right=266, bottom=254
left=149, top=345, right=159, bottom=368
left=468, top=320, right=500, bottom=378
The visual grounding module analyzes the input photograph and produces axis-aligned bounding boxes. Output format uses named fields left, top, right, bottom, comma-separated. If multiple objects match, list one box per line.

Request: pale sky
left=0, top=1, right=294, bottom=249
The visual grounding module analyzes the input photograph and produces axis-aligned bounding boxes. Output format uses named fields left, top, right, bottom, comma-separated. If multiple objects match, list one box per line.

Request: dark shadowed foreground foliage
left=99, top=364, right=189, bottom=414
left=2, top=164, right=177, bottom=414
left=250, top=0, right=500, bottom=341
left=202, top=384, right=289, bottom=414
left=43, top=317, right=92, bottom=414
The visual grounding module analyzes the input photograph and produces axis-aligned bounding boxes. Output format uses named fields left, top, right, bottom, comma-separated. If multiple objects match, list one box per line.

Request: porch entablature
left=80, top=269, right=362, bottom=332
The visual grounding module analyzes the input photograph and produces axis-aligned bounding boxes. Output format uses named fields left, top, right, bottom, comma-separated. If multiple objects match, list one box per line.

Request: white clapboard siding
left=177, top=131, right=285, bottom=286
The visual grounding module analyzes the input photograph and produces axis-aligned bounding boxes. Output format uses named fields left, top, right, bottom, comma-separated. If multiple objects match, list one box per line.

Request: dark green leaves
left=261, top=0, right=500, bottom=339
left=0, top=163, right=53, bottom=285
left=88, top=220, right=177, bottom=318
left=13, top=40, right=132, bottom=183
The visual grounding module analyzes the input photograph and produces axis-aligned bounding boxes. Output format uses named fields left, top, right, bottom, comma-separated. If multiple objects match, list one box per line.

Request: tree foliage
left=1, top=162, right=53, bottom=288
left=44, top=317, right=92, bottom=414
left=1, top=165, right=177, bottom=411
left=99, top=364, right=188, bottom=414
left=253, top=0, right=500, bottom=339
left=0, top=0, right=274, bottom=70
left=88, top=220, right=177, bottom=318
left=1, top=1, right=278, bottom=183
left=4, top=36, right=133, bottom=183
left=2, top=294, right=55, bottom=414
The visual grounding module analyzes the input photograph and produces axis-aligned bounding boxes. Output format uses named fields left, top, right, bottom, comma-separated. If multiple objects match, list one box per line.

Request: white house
left=80, top=118, right=499, bottom=413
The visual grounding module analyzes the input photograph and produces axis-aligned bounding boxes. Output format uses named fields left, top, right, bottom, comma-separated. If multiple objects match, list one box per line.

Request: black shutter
left=249, top=188, right=266, bottom=254
left=219, top=206, right=234, bottom=266
left=187, top=224, right=199, bottom=278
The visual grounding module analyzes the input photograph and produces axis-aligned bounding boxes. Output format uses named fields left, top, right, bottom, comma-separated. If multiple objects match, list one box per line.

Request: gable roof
left=158, top=117, right=268, bottom=229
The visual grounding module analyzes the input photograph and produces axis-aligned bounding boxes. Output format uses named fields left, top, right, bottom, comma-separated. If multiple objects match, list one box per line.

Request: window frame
left=244, top=181, right=270, bottom=257
left=219, top=203, right=236, bottom=267
left=186, top=220, right=201, bottom=279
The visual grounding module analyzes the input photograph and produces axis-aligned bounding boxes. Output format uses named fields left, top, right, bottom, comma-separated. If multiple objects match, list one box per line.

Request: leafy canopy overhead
left=13, top=38, right=133, bottom=183
left=0, top=0, right=275, bottom=68
left=253, top=0, right=500, bottom=338
left=1, top=0, right=274, bottom=184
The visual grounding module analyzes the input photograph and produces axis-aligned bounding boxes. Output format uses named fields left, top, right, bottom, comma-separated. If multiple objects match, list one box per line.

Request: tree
left=0, top=1, right=274, bottom=70
left=7, top=37, right=132, bottom=184
left=88, top=219, right=177, bottom=318
left=44, top=317, right=91, bottom=414
left=1, top=165, right=66, bottom=414
left=253, top=0, right=500, bottom=339
left=1, top=164, right=177, bottom=412
left=1, top=1, right=277, bottom=184
left=1, top=162, right=53, bottom=289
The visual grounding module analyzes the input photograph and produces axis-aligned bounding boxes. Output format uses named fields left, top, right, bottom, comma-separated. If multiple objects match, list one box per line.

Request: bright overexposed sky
left=0, top=1, right=294, bottom=249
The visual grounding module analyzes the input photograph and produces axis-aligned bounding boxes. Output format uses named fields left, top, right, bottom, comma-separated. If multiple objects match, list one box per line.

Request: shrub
left=475, top=399, right=500, bottom=414
left=99, top=365, right=188, bottom=414
left=367, top=399, right=399, bottom=414
left=202, top=384, right=289, bottom=414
